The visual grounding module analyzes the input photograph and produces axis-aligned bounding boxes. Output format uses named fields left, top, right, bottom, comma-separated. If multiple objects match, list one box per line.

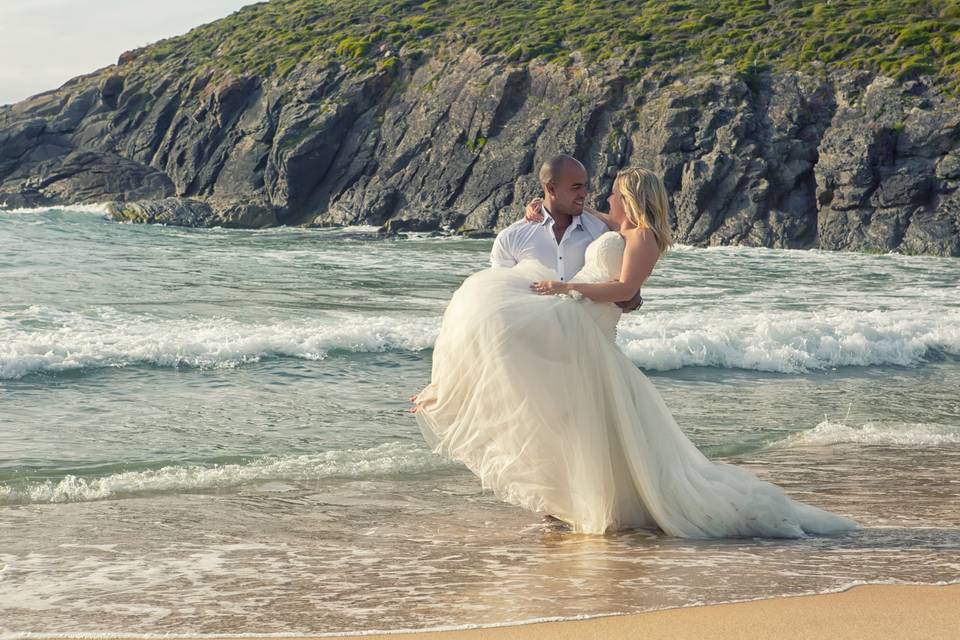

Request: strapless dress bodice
left=568, top=231, right=625, bottom=340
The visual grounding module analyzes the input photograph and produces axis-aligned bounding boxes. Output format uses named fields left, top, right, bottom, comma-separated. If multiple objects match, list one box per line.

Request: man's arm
left=616, top=288, right=644, bottom=313
left=490, top=227, right=518, bottom=268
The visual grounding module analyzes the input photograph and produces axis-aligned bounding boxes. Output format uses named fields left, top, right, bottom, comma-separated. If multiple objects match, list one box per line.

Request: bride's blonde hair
left=615, top=167, right=673, bottom=252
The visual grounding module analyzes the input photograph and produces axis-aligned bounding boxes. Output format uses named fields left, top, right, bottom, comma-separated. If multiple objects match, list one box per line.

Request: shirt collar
left=541, top=205, right=584, bottom=230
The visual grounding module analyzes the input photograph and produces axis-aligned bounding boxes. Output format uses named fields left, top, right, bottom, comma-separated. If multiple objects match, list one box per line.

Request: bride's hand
left=524, top=198, right=545, bottom=223
left=531, top=280, right=570, bottom=295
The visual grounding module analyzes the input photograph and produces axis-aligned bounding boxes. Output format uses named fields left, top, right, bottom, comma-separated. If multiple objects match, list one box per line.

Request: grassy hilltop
left=131, top=0, right=959, bottom=89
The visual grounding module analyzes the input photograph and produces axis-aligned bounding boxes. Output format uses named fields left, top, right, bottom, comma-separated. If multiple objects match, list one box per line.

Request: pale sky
left=0, top=0, right=261, bottom=105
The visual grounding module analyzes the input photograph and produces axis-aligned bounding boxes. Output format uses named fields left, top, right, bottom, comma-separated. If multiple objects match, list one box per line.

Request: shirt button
left=559, top=256, right=563, bottom=260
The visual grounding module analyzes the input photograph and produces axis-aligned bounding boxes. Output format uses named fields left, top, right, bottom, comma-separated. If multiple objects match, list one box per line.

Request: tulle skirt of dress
left=415, top=260, right=859, bottom=538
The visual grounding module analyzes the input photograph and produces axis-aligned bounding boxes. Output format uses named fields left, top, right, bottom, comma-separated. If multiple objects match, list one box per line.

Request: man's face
left=548, top=162, right=588, bottom=217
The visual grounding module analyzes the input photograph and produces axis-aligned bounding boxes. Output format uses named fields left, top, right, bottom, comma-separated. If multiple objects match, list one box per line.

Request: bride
left=412, top=167, right=858, bottom=538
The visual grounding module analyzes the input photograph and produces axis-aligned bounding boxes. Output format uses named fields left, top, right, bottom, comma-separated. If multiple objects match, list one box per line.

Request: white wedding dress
left=415, top=231, right=858, bottom=538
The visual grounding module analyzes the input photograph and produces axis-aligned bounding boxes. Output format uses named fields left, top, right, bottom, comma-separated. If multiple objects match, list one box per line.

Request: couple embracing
left=412, top=155, right=858, bottom=539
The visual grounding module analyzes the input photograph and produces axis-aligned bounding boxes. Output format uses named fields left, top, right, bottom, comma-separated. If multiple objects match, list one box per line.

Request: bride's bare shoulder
left=622, top=226, right=658, bottom=247
left=622, top=228, right=662, bottom=267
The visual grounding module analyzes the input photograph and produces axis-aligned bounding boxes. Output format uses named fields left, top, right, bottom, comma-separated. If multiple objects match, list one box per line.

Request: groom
left=491, top=154, right=643, bottom=312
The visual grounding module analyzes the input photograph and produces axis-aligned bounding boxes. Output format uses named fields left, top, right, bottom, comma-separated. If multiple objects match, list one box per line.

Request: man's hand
left=616, top=288, right=644, bottom=313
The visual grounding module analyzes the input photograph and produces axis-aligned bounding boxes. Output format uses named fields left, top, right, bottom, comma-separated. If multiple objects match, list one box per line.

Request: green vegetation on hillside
left=137, top=0, right=960, bottom=90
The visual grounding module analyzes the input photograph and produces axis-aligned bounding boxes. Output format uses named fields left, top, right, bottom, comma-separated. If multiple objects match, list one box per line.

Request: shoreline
left=8, top=583, right=959, bottom=640
left=327, top=583, right=960, bottom=640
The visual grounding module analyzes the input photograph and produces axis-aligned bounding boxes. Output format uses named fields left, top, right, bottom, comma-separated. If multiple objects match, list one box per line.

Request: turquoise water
left=1, top=205, right=959, bottom=635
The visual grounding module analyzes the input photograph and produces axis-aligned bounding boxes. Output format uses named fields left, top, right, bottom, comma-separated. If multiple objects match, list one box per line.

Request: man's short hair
left=539, top=154, right=583, bottom=185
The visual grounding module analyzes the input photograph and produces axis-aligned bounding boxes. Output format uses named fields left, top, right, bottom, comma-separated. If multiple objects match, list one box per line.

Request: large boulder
left=107, top=197, right=276, bottom=228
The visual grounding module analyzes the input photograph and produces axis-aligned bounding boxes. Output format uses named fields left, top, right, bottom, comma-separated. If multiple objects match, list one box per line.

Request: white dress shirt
left=490, top=206, right=608, bottom=282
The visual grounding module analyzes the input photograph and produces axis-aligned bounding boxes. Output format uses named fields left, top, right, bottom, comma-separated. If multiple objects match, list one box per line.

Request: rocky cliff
left=1, top=11, right=958, bottom=255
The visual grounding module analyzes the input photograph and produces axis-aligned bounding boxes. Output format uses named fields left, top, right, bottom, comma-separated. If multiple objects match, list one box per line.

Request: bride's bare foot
left=409, top=387, right=438, bottom=414
left=411, top=399, right=437, bottom=413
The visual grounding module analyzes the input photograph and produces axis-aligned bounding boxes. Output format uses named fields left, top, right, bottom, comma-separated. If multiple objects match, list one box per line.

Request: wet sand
left=316, top=583, right=959, bottom=640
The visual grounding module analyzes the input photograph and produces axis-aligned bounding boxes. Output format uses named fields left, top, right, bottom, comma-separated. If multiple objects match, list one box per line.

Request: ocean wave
left=0, top=442, right=458, bottom=505
left=0, top=308, right=439, bottom=379
left=617, top=308, right=960, bottom=373
left=772, top=420, right=960, bottom=449
left=3, top=305, right=959, bottom=379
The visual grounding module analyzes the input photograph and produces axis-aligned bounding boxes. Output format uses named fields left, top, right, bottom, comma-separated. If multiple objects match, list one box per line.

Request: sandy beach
left=318, top=584, right=959, bottom=640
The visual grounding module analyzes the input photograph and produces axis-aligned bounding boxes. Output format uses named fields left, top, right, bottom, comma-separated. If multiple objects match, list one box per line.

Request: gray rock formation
left=1, top=48, right=957, bottom=255
left=106, top=197, right=276, bottom=228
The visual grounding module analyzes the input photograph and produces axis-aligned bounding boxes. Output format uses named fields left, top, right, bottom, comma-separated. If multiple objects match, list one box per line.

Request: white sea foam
left=772, top=420, right=960, bottom=449
left=339, top=224, right=385, bottom=233
left=3, top=305, right=959, bottom=379
left=0, top=202, right=111, bottom=215
left=0, top=308, right=439, bottom=379
left=617, top=308, right=960, bottom=373
left=0, top=442, right=458, bottom=505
